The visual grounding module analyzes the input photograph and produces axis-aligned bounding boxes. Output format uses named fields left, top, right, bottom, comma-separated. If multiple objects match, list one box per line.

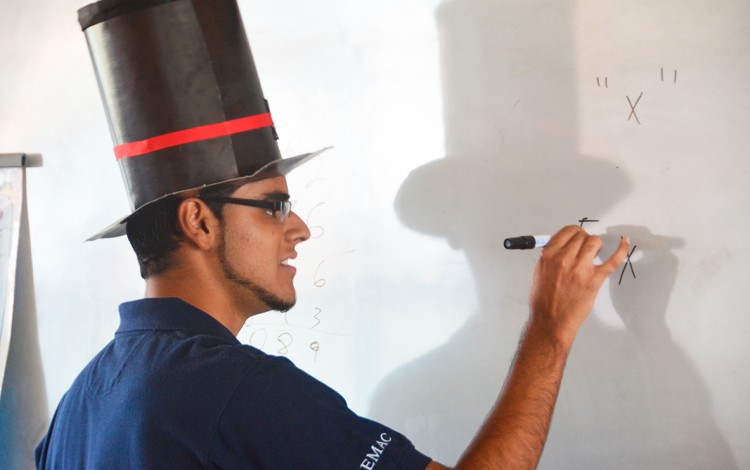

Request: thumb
left=596, top=237, right=631, bottom=280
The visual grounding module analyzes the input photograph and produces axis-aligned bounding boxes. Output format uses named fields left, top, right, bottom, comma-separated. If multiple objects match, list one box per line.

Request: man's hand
left=528, top=226, right=630, bottom=348
left=426, top=226, right=630, bottom=470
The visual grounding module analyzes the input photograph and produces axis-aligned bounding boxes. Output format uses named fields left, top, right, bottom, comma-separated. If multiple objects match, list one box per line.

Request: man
left=37, top=177, right=628, bottom=469
left=36, top=0, right=630, bottom=468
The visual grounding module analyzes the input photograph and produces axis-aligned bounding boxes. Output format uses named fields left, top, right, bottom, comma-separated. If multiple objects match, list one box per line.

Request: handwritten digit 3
left=314, top=260, right=327, bottom=288
left=313, top=308, right=322, bottom=329
left=277, top=333, right=294, bottom=355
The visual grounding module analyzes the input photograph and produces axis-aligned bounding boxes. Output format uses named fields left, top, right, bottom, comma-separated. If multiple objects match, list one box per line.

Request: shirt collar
left=117, top=297, right=240, bottom=345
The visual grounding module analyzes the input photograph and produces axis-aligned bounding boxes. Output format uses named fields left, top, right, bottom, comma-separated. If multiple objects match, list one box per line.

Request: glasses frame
left=198, top=195, right=292, bottom=222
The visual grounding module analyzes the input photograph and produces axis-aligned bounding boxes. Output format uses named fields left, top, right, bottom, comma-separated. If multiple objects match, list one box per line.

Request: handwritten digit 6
left=313, top=260, right=326, bottom=288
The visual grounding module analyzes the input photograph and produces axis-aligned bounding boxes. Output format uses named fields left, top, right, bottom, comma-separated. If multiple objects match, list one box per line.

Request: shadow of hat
left=394, top=0, right=631, bottom=248
left=395, top=148, right=631, bottom=249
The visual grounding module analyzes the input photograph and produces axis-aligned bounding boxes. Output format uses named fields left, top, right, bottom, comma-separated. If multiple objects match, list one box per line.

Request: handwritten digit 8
left=277, top=333, right=293, bottom=355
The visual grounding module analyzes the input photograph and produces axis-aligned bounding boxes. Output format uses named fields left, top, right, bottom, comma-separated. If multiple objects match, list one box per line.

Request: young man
left=36, top=0, right=629, bottom=468
left=36, top=175, right=628, bottom=469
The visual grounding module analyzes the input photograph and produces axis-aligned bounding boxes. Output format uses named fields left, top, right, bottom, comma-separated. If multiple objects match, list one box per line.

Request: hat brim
left=87, top=146, right=331, bottom=241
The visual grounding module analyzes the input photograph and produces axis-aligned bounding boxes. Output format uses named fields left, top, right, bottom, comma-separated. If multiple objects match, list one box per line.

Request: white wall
left=1, top=0, right=748, bottom=467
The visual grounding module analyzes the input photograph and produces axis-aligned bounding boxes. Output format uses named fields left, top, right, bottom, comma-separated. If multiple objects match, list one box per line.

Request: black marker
left=503, top=235, right=551, bottom=250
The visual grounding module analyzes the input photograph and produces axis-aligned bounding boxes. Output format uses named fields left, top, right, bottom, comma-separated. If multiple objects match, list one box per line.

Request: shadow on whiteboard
left=369, top=0, right=736, bottom=468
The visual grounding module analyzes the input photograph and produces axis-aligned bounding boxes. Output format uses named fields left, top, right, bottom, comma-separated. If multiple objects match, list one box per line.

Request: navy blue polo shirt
left=36, top=298, right=431, bottom=469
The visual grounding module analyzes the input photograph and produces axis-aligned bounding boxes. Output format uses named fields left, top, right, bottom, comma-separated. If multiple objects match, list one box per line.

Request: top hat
left=78, top=0, right=328, bottom=240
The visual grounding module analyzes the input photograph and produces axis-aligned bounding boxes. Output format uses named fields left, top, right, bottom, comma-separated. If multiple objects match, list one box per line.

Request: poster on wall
left=0, top=153, right=38, bottom=397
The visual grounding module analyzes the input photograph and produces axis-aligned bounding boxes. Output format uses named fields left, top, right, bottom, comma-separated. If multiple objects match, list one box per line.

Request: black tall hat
left=78, top=0, right=328, bottom=240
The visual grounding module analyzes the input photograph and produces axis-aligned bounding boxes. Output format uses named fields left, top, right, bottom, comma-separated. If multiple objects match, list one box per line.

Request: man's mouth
left=280, top=257, right=297, bottom=274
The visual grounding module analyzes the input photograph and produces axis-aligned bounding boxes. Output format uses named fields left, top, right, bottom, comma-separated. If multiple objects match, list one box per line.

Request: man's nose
left=287, top=211, right=311, bottom=243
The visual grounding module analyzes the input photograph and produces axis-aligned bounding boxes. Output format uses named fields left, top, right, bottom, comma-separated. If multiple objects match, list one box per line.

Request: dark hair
left=125, top=180, right=247, bottom=279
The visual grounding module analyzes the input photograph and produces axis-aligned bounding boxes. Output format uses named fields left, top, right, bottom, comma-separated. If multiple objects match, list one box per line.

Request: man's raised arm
left=428, top=226, right=630, bottom=470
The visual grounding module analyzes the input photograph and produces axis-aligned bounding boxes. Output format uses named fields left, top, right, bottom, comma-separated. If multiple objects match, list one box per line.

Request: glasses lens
left=279, top=201, right=292, bottom=221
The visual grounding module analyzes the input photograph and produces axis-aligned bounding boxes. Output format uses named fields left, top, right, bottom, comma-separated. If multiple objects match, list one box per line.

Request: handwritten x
left=627, top=92, right=643, bottom=125
left=618, top=244, right=638, bottom=285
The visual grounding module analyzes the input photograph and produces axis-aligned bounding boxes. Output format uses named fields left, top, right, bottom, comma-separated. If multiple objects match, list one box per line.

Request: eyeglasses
left=198, top=196, right=293, bottom=222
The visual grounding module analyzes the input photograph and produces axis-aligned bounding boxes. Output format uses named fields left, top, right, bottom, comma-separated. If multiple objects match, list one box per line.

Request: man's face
left=216, top=176, right=310, bottom=314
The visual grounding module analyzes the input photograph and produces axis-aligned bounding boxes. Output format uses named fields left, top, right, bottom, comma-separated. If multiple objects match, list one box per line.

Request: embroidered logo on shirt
left=359, top=433, right=393, bottom=469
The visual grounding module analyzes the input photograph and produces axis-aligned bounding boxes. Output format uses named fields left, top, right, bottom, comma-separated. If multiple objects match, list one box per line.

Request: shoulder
left=229, top=345, right=348, bottom=405
left=211, top=350, right=431, bottom=469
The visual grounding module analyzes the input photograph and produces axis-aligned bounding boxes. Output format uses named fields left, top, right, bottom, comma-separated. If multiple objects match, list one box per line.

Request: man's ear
left=176, top=198, right=219, bottom=250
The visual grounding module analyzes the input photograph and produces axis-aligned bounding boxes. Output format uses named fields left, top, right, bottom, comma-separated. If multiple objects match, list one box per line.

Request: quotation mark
left=661, top=68, right=677, bottom=84
left=596, top=68, right=680, bottom=125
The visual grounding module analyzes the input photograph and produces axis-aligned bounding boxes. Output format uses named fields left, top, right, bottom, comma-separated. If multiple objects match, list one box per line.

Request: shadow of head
left=394, top=0, right=631, bottom=255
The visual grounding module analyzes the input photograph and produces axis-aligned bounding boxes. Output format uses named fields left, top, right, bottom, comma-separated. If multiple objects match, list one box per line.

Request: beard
left=217, top=230, right=296, bottom=313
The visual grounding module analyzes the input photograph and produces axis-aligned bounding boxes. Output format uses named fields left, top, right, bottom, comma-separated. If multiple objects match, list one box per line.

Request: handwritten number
left=314, top=260, right=327, bottom=287
left=313, top=308, right=322, bottom=329
left=306, top=202, right=326, bottom=239
left=277, top=333, right=293, bottom=355
left=310, top=341, right=320, bottom=363
left=248, top=329, right=268, bottom=350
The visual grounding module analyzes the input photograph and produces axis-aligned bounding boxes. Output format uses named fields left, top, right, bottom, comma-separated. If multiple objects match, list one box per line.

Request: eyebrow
left=261, top=190, right=291, bottom=202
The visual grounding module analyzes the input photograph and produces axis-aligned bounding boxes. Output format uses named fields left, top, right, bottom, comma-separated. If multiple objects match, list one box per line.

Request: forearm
left=452, top=322, right=570, bottom=470
left=427, top=228, right=629, bottom=470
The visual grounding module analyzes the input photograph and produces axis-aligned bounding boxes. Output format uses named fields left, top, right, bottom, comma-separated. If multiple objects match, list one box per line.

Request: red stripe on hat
left=113, top=113, right=274, bottom=160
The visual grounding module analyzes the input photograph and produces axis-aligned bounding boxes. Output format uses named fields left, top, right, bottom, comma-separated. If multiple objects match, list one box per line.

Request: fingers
left=543, top=225, right=586, bottom=253
left=544, top=226, right=631, bottom=280
left=578, top=233, right=603, bottom=261
left=528, top=227, right=631, bottom=346
left=595, top=236, right=631, bottom=279
left=544, top=226, right=599, bottom=260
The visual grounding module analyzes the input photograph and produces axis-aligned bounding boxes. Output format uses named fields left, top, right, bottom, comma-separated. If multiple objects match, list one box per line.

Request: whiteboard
left=1, top=0, right=748, bottom=467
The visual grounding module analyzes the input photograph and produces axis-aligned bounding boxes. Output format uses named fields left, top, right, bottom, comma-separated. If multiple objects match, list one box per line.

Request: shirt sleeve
left=207, top=353, right=432, bottom=469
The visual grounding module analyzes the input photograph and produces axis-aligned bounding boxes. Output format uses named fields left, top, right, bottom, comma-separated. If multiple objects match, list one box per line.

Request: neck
left=144, top=265, right=267, bottom=336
